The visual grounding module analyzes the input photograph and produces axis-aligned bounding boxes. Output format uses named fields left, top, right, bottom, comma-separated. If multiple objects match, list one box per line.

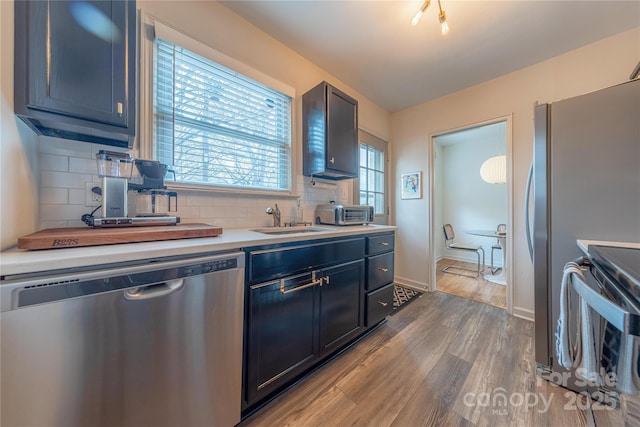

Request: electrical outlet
left=85, top=182, right=102, bottom=207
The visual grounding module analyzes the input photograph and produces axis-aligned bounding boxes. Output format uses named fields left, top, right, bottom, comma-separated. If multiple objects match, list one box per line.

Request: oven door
left=571, top=263, right=640, bottom=424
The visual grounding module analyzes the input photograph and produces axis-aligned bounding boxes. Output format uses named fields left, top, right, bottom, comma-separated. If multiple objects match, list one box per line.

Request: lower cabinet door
left=245, top=273, right=320, bottom=406
left=366, top=283, right=395, bottom=327
left=319, top=260, right=365, bottom=356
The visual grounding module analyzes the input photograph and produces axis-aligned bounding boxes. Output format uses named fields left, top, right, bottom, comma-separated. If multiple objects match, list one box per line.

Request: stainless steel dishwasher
left=0, top=251, right=244, bottom=427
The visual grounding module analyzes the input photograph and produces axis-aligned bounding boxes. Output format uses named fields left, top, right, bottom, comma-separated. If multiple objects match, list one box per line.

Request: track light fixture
left=411, top=0, right=449, bottom=34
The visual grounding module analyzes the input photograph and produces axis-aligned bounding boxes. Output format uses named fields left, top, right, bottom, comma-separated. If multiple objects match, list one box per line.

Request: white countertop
left=577, top=239, right=640, bottom=254
left=1, top=224, right=396, bottom=278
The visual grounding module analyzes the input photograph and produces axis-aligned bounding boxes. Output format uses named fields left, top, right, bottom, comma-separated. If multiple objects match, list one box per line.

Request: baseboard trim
left=442, top=254, right=503, bottom=268
left=512, top=306, right=534, bottom=322
left=394, top=275, right=429, bottom=292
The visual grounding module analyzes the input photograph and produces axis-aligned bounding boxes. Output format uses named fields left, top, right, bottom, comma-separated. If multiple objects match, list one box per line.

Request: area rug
left=392, top=284, right=422, bottom=312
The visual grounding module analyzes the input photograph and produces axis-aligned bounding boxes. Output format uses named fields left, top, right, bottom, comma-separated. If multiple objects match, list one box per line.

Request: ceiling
left=219, top=1, right=640, bottom=112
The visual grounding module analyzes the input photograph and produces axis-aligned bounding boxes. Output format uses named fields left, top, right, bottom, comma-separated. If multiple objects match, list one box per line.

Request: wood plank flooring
left=436, top=258, right=507, bottom=309
left=240, top=291, right=623, bottom=427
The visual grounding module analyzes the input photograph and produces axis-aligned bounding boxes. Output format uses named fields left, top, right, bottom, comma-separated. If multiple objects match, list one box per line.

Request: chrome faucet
left=266, top=204, right=281, bottom=227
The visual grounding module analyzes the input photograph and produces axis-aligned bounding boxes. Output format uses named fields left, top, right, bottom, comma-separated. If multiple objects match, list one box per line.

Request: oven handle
left=570, top=270, right=640, bottom=336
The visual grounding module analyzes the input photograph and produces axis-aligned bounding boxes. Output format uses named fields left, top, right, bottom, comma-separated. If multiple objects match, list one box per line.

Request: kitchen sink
left=251, top=226, right=333, bottom=235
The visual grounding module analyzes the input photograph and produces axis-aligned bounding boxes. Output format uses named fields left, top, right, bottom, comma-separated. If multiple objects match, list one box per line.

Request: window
left=359, top=143, right=385, bottom=214
left=151, top=24, right=293, bottom=192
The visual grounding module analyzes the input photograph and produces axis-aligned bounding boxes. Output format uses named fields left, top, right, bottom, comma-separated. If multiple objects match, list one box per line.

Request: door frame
left=428, top=115, right=513, bottom=315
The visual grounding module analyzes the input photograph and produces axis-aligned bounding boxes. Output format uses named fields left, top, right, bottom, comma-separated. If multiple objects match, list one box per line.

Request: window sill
left=165, top=181, right=299, bottom=199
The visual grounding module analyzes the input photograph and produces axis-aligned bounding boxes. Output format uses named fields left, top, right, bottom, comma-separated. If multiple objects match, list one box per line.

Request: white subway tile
left=40, top=153, right=68, bottom=172
left=41, top=204, right=89, bottom=222
left=40, top=187, right=68, bottom=204
left=185, top=194, right=214, bottom=207
left=175, top=206, right=200, bottom=219
left=68, top=189, right=85, bottom=205
left=237, top=197, right=258, bottom=208
left=197, top=207, right=216, bottom=218
left=237, top=217, right=259, bottom=228
left=212, top=217, right=238, bottom=229
left=41, top=171, right=92, bottom=189
left=69, top=157, right=98, bottom=174
left=39, top=137, right=93, bottom=157
left=217, top=206, right=247, bottom=218
left=212, top=196, right=238, bottom=207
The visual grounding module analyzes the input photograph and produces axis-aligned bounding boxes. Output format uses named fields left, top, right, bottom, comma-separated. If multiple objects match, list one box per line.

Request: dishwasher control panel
left=184, top=258, right=238, bottom=276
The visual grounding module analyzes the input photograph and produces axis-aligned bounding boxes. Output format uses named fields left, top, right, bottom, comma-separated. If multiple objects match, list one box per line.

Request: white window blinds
left=153, top=31, right=292, bottom=192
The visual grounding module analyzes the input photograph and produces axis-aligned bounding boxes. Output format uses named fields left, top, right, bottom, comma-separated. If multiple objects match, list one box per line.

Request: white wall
left=0, top=0, right=391, bottom=249
left=391, top=27, right=640, bottom=320
left=0, top=1, right=40, bottom=251
left=436, top=124, right=507, bottom=264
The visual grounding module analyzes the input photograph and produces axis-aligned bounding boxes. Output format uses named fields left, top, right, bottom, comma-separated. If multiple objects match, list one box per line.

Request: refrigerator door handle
left=570, top=271, right=640, bottom=336
left=524, top=162, right=534, bottom=261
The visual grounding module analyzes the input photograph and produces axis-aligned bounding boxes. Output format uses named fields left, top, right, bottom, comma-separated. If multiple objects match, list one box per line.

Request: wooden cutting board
left=18, top=223, right=223, bottom=250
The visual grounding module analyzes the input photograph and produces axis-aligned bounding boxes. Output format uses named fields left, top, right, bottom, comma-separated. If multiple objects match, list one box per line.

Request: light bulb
left=439, top=10, right=449, bottom=34
left=411, top=10, right=424, bottom=26
left=440, top=20, right=449, bottom=34
left=412, top=0, right=430, bottom=26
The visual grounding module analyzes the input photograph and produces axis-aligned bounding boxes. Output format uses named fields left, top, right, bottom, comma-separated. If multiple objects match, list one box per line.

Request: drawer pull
left=379, top=267, right=389, bottom=272
left=379, top=242, right=390, bottom=246
left=280, top=278, right=322, bottom=294
left=378, top=301, right=389, bottom=307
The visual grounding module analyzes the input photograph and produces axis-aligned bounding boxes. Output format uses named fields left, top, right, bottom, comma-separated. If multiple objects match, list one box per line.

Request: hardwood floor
left=436, top=258, right=507, bottom=309
left=241, top=291, right=623, bottom=427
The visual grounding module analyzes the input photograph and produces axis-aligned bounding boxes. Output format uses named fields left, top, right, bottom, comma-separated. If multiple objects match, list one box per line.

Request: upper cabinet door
left=326, top=86, right=358, bottom=176
left=302, top=81, right=359, bottom=180
left=14, top=0, right=136, bottom=147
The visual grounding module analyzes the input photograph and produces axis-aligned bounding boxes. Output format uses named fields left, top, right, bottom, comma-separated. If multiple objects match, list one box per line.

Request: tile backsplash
left=38, top=137, right=352, bottom=230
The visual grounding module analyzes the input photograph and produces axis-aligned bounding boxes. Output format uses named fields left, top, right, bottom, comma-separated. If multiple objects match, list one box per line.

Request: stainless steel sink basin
left=251, top=226, right=332, bottom=235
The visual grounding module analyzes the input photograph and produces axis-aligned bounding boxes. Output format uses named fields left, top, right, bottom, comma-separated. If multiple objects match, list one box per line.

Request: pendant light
left=480, top=155, right=507, bottom=184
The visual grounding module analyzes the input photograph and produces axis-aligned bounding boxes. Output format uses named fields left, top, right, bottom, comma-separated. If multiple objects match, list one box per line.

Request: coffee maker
left=85, top=151, right=179, bottom=227
left=128, top=159, right=179, bottom=218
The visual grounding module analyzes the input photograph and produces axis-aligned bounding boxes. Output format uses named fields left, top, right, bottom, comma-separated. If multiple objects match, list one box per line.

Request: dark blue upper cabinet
left=14, top=0, right=136, bottom=148
left=302, top=82, right=359, bottom=180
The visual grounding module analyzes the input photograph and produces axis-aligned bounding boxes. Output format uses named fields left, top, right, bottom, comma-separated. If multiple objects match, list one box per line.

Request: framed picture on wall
left=401, top=171, right=422, bottom=199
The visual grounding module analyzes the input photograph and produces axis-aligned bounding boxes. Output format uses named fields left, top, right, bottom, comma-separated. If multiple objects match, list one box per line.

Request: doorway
left=430, top=118, right=512, bottom=311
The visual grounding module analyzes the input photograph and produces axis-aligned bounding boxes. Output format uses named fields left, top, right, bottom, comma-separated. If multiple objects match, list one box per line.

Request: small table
left=466, top=229, right=507, bottom=285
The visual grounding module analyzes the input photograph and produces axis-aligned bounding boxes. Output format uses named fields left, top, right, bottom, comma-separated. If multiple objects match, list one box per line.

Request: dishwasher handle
left=124, top=279, right=184, bottom=300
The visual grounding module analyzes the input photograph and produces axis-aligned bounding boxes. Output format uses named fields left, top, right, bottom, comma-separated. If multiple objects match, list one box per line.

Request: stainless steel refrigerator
left=529, top=78, right=640, bottom=395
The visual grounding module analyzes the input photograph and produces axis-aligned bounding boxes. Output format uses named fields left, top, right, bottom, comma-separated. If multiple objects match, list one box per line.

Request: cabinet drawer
left=366, top=283, right=394, bottom=327
left=248, top=238, right=364, bottom=284
left=366, top=252, right=394, bottom=291
left=366, top=234, right=394, bottom=255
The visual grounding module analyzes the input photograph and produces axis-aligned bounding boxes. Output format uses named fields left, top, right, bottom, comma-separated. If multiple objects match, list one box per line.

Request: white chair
left=490, top=224, right=506, bottom=275
left=442, top=224, right=485, bottom=278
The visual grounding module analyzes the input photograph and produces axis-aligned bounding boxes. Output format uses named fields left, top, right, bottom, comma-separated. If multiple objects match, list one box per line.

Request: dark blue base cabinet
left=242, top=232, right=394, bottom=414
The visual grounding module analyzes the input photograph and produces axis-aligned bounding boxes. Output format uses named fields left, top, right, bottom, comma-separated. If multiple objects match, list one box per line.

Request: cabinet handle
left=330, top=157, right=335, bottom=164
left=379, top=267, right=389, bottom=272
left=378, top=301, right=389, bottom=307
left=117, top=102, right=123, bottom=117
left=379, top=242, right=389, bottom=246
left=280, top=278, right=322, bottom=294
